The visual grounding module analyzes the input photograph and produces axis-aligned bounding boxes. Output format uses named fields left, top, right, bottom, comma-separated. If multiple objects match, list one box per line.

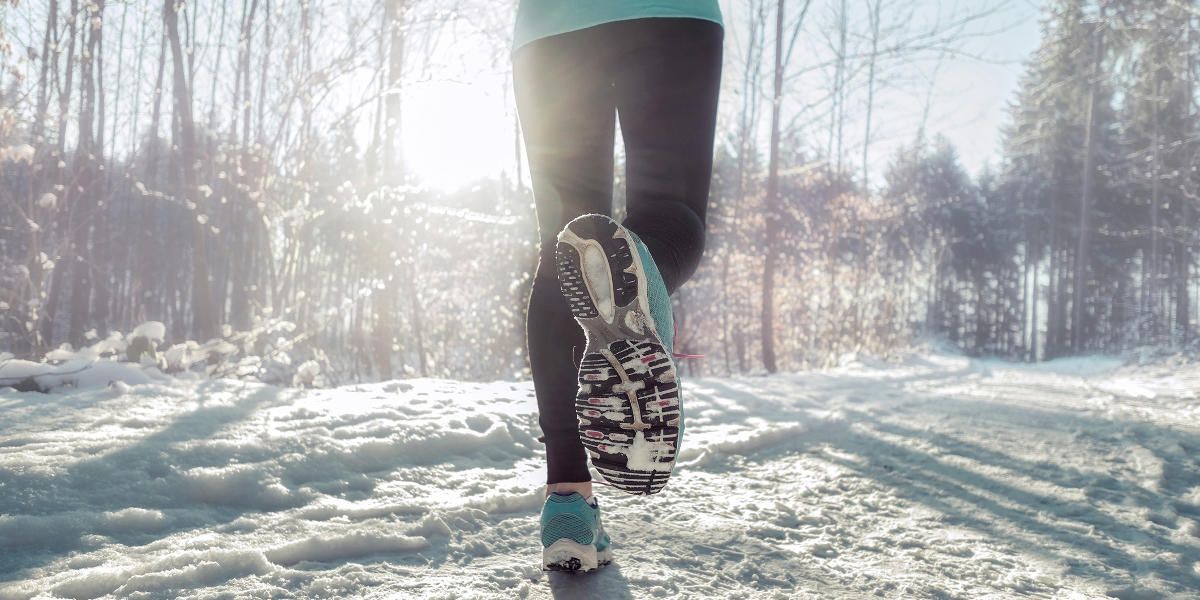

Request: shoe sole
left=555, top=214, right=681, bottom=496
left=542, top=538, right=614, bottom=573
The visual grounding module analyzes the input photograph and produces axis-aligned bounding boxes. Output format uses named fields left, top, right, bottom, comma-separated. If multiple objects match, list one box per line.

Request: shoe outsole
left=542, top=539, right=613, bottom=573
left=555, top=214, right=681, bottom=496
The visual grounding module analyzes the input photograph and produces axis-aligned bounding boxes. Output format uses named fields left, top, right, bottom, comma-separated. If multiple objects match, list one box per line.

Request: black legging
left=514, top=17, right=723, bottom=484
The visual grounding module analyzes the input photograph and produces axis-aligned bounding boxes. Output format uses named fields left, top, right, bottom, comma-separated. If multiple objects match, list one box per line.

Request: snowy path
left=2, top=355, right=1199, bottom=599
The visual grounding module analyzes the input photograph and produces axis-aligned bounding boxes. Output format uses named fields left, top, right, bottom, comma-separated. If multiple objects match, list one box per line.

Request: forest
left=1, top=0, right=1198, bottom=384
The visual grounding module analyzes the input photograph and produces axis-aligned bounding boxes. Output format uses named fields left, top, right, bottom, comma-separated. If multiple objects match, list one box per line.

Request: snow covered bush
left=0, top=318, right=331, bottom=392
left=293, top=358, right=327, bottom=388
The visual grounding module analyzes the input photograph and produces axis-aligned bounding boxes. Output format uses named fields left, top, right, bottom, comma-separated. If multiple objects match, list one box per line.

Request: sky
left=911, top=1, right=1045, bottom=178
left=0, top=0, right=1046, bottom=193
left=401, top=0, right=1045, bottom=192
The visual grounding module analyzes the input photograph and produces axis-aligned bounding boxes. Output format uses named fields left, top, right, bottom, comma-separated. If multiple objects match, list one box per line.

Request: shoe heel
left=543, top=539, right=600, bottom=572
left=555, top=215, right=639, bottom=324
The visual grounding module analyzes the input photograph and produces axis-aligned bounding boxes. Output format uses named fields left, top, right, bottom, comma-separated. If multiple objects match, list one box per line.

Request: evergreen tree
left=1000, top=0, right=1120, bottom=357
left=1116, top=0, right=1198, bottom=346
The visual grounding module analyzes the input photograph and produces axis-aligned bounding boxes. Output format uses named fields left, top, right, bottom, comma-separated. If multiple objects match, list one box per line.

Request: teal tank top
left=513, top=0, right=723, bottom=50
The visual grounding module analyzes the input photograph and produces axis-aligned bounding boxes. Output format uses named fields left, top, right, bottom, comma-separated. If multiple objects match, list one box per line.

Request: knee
left=669, top=209, right=707, bottom=289
left=623, top=202, right=706, bottom=292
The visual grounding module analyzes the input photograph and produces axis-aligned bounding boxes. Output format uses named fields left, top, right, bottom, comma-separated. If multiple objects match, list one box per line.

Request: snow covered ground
left=2, top=353, right=1199, bottom=599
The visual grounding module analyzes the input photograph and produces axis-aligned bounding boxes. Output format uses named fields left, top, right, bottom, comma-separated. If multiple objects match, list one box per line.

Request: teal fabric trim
left=540, top=492, right=610, bottom=550
left=678, top=385, right=684, bottom=453
left=593, top=499, right=611, bottom=552
left=542, top=513, right=593, bottom=546
left=627, top=231, right=681, bottom=452
left=628, top=232, right=674, bottom=353
left=514, top=0, right=723, bottom=50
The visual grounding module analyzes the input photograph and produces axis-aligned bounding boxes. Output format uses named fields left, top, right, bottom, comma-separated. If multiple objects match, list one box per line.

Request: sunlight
left=3, top=0, right=1200, bottom=595
left=403, top=75, right=516, bottom=192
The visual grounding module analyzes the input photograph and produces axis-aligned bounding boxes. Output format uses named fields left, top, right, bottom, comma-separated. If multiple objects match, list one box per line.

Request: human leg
left=615, top=18, right=724, bottom=293
left=514, top=27, right=617, bottom=487
left=546, top=18, right=724, bottom=495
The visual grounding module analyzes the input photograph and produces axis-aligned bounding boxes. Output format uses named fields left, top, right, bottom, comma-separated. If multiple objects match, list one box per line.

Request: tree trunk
left=165, top=0, right=218, bottom=341
left=761, top=0, right=786, bottom=374
left=146, top=31, right=167, bottom=182
left=861, top=0, right=882, bottom=186
left=42, top=0, right=80, bottom=347
left=1073, top=19, right=1102, bottom=353
left=257, top=0, right=271, bottom=143
left=1148, top=60, right=1163, bottom=345
left=373, top=0, right=408, bottom=380
left=33, top=0, right=58, bottom=144
left=69, top=0, right=104, bottom=346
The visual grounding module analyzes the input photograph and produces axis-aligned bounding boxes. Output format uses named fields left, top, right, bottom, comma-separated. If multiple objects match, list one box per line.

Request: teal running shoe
left=541, top=492, right=613, bottom=572
left=555, top=214, right=683, bottom=495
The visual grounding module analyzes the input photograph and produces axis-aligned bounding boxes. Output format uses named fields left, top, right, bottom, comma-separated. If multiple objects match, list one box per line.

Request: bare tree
left=164, top=0, right=217, bottom=340
left=762, top=0, right=814, bottom=373
left=1072, top=16, right=1103, bottom=352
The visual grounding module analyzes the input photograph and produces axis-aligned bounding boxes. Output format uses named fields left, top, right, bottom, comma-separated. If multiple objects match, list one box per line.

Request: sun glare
left=403, top=75, right=516, bottom=192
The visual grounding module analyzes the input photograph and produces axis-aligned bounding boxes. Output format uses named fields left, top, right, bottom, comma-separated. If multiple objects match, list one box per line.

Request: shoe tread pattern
left=556, top=214, right=680, bottom=495
left=576, top=340, right=679, bottom=495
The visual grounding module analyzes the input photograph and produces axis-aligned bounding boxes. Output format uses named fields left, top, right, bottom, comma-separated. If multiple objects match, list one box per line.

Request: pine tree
left=1000, top=0, right=1119, bottom=357
left=1117, top=0, right=1198, bottom=346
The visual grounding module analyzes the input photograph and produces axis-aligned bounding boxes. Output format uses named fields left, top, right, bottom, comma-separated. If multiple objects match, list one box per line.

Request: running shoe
left=555, top=214, right=683, bottom=495
left=541, top=491, right=613, bottom=572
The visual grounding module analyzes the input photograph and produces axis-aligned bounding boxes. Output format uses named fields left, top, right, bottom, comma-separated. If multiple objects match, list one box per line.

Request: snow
left=623, top=431, right=663, bottom=472
left=129, top=322, right=167, bottom=343
left=2, top=354, right=1198, bottom=598
left=0, top=355, right=165, bottom=391
left=265, top=533, right=430, bottom=566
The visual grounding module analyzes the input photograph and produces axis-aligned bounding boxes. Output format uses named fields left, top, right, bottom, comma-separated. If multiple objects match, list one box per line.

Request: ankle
left=546, top=481, right=593, bottom=500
